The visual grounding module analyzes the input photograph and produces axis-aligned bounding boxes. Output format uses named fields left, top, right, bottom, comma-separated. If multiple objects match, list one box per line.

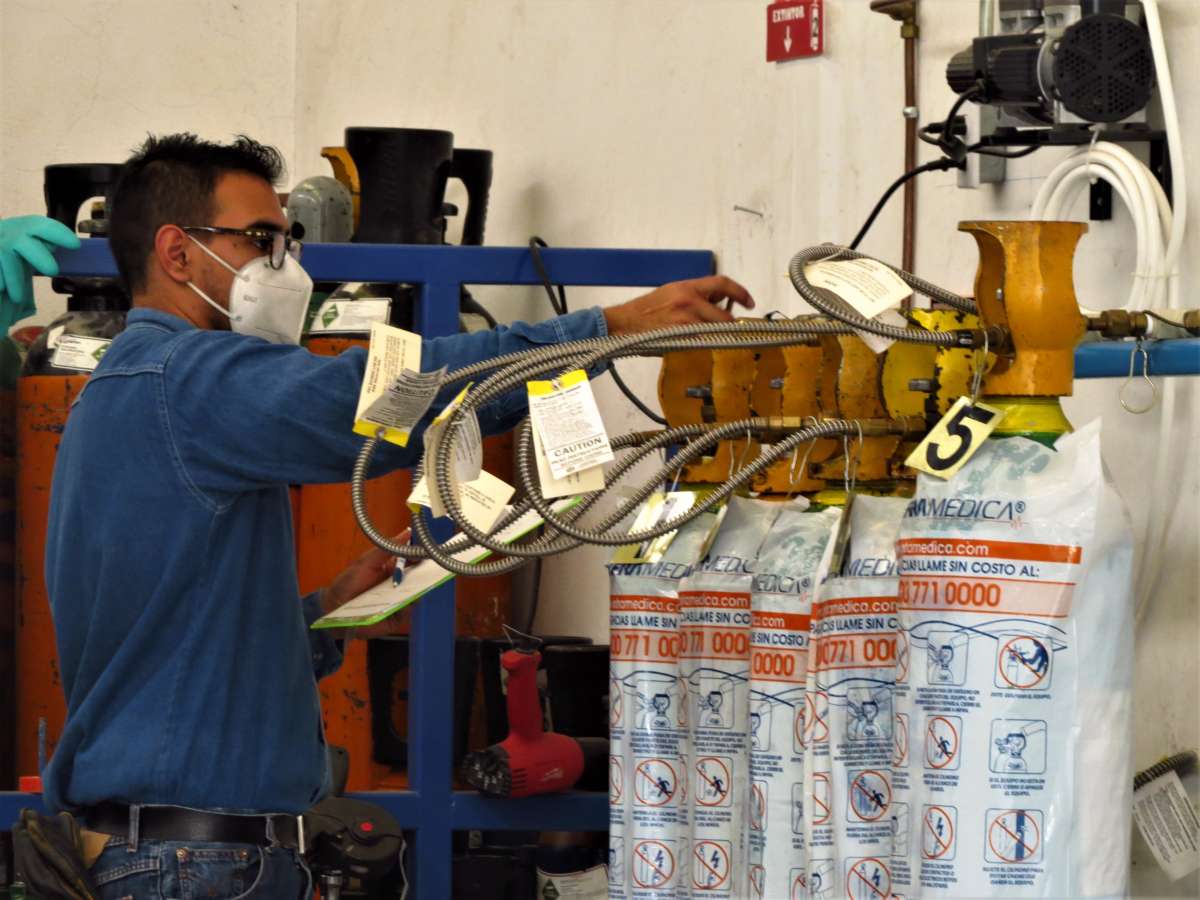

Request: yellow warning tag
left=906, top=396, right=1006, bottom=480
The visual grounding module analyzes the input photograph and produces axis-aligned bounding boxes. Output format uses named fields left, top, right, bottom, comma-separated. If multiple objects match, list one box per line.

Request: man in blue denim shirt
left=42, top=133, right=752, bottom=897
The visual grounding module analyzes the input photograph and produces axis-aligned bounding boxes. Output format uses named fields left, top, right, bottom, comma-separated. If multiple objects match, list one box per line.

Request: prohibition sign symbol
left=794, top=703, right=806, bottom=750
left=750, top=781, right=767, bottom=831
left=695, top=757, right=732, bottom=807
left=988, top=810, right=1041, bottom=863
left=896, top=631, right=910, bottom=683
left=790, top=870, right=806, bottom=900
left=998, top=636, right=1050, bottom=689
left=609, top=756, right=623, bottom=805
left=922, top=806, right=955, bottom=859
left=635, top=758, right=677, bottom=807
left=893, top=714, right=909, bottom=766
left=847, top=857, right=891, bottom=900
left=812, top=772, right=832, bottom=824
left=692, top=841, right=730, bottom=890
left=633, top=839, right=675, bottom=888
left=610, top=686, right=623, bottom=727
left=925, top=716, right=959, bottom=769
left=748, top=864, right=765, bottom=898
left=804, top=691, right=829, bottom=744
left=849, top=770, right=892, bottom=822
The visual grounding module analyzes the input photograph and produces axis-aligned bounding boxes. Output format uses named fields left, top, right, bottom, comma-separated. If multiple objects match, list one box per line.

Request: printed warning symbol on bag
left=812, top=771, right=832, bottom=825
left=794, top=702, right=806, bottom=752
left=995, top=635, right=1053, bottom=690
left=691, top=840, right=731, bottom=891
left=925, top=630, right=968, bottom=685
left=924, top=715, right=961, bottom=771
left=634, top=758, right=678, bottom=807
left=921, top=804, right=957, bottom=860
left=750, top=780, right=768, bottom=831
left=789, top=868, right=808, bottom=900
left=610, top=674, right=623, bottom=728
left=748, top=863, right=765, bottom=898
left=893, top=713, right=909, bottom=766
left=845, top=857, right=891, bottom=900
left=896, top=630, right=910, bottom=683
left=608, top=836, right=625, bottom=886
left=989, top=718, right=1048, bottom=774
left=809, top=860, right=835, bottom=900
left=804, top=690, right=829, bottom=745
left=985, top=808, right=1043, bottom=864
left=633, top=838, right=676, bottom=888
left=695, top=757, right=733, bottom=807
left=610, top=755, right=624, bottom=805
left=848, top=769, right=892, bottom=822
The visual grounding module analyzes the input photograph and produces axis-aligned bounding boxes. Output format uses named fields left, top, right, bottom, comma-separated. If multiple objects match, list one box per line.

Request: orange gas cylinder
left=14, top=375, right=88, bottom=781
left=300, top=336, right=511, bottom=790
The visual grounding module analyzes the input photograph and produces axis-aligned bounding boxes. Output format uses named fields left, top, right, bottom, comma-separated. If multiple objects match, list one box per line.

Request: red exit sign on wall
left=767, top=0, right=823, bottom=62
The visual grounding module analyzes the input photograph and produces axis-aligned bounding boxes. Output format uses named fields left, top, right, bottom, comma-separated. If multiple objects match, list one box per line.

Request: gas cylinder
left=14, top=164, right=127, bottom=782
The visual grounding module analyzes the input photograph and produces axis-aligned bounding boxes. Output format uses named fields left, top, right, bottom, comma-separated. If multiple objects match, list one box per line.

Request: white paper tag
left=854, top=307, right=909, bottom=354
left=361, top=366, right=446, bottom=438
left=309, top=297, right=391, bottom=334
left=421, top=387, right=484, bottom=516
left=536, top=865, right=609, bottom=898
left=610, top=490, right=699, bottom=564
left=531, top=425, right=604, bottom=498
left=1134, top=771, right=1200, bottom=881
left=353, top=323, right=426, bottom=446
left=51, top=334, right=112, bottom=372
left=527, top=370, right=614, bottom=479
left=409, top=469, right=515, bottom=534
left=804, top=257, right=913, bottom=319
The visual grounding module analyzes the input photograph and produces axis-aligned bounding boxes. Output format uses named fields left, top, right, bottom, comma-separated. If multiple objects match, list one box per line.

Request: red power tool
left=463, top=639, right=604, bottom=798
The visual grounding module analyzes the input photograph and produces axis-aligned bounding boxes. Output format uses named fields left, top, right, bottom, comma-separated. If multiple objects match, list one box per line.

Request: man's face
left=190, top=172, right=287, bottom=328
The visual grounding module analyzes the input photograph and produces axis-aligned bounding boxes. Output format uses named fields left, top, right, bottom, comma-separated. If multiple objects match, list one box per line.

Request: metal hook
left=502, top=623, right=540, bottom=649
left=1120, top=339, right=1157, bottom=414
left=970, top=329, right=990, bottom=404
left=786, top=439, right=818, bottom=495
left=728, top=430, right=753, bottom=479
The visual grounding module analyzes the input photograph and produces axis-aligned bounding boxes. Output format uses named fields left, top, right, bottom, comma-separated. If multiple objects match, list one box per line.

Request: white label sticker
left=1134, top=771, right=1200, bottom=881
left=528, top=369, right=615, bottom=479
left=309, top=297, right=391, bottom=334
left=51, top=334, right=112, bottom=372
left=409, top=469, right=515, bottom=534
left=532, top=424, right=604, bottom=499
left=804, top=257, right=913, bottom=320
left=361, top=366, right=445, bottom=440
left=353, top=322, right=425, bottom=446
left=536, top=865, right=609, bottom=897
left=420, top=386, right=483, bottom=516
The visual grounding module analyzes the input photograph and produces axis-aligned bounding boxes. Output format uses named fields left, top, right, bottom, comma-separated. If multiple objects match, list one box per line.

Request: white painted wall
left=2, top=0, right=1196, bottom=893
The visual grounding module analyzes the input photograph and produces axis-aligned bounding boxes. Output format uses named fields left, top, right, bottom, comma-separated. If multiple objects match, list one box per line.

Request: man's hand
left=319, top=531, right=410, bottom=617
left=603, top=275, right=754, bottom=336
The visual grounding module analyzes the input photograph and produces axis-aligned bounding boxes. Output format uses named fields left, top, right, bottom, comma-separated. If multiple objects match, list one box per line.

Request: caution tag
left=421, top=386, right=483, bottom=516
left=409, top=469, right=515, bottom=534
left=527, top=370, right=614, bottom=479
left=51, top=334, right=112, bottom=372
left=906, top=396, right=1006, bottom=480
left=531, top=425, right=605, bottom=498
left=353, top=323, right=438, bottom=446
left=1133, top=770, right=1200, bottom=881
left=804, top=257, right=912, bottom=320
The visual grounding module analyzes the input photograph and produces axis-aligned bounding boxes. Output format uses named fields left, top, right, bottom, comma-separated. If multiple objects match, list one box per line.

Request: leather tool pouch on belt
left=11, top=808, right=99, bottom=899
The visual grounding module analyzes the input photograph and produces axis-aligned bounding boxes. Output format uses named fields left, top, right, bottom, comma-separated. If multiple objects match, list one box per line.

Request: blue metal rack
left=1, top=240, right=1195, bottom=895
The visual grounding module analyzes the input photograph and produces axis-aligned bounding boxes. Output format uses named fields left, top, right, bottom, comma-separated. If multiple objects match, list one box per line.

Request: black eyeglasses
left=182, top=226, right=302, bottom=269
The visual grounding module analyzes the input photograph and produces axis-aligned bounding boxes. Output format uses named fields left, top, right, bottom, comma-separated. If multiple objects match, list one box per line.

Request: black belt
left=83, top=802, right=304, bottom=851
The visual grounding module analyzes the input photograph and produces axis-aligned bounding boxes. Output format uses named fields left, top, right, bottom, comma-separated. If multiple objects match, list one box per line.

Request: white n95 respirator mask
left=186, top=235, right=313, bottom=345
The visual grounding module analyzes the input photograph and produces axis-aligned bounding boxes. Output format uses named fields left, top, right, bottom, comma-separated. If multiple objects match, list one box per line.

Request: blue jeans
left=90, top=835, right=311, bottom=900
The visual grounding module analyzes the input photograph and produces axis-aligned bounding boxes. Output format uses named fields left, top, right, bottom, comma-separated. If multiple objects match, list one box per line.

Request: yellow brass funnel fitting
left=959, top=220, right=1088, bottom=397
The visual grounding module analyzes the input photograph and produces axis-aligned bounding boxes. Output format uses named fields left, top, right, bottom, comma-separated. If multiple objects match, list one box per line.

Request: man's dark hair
left=108, top=133, right=285, bottom=294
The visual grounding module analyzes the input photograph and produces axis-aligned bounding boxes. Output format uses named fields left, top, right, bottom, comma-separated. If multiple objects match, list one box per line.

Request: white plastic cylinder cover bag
left=894, top=421, right=1133, bottom=898
left=747, top=505, right=841, bottom=900
left=609, top=509, right=722, bottom=899
left=679, top=496, right=781, bottom=899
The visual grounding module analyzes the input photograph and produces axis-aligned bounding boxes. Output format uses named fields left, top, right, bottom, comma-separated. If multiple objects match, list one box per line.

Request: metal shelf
left=1, top=238, right=713, bottom=899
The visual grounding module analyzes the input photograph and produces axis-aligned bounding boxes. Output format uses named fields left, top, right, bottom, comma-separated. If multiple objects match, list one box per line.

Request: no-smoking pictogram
left=610, top=756, right=623, bottom=805
left=812, top=772, right=832, bottom=825
left=804, top=691, right=829, bottom=744
left=987, top=809, right=1042, bottom=864
left=748, top=864, right=765, bottom=898
left=633, top=839, right=675, bottom=888
left=846, top=857, right=891, bottom=900
left=925, top=716, right=960, bottom=770
left=849, top=770, right=891, bottom=822
left=634, top=758, right=677, bottom=807
left=750, top=781, right=767, bottom=831
left=922, top=805, right=956, bottom=860
left=997, top=636, right=1051, bottom=689
left=695, top=757, right=732, bottom=807
left=692, top=840, right=731, bottom=890
left=893, top=714, right=909, bottom=766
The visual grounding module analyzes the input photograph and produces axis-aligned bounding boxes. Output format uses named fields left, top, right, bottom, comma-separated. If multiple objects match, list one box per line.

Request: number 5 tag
left=906, top=396, right=1006, bottom=480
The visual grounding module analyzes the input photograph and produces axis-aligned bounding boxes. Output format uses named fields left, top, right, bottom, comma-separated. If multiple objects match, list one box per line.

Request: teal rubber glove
left=0, top=215, right=81, bottom=331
